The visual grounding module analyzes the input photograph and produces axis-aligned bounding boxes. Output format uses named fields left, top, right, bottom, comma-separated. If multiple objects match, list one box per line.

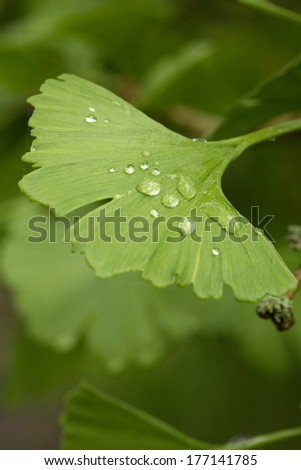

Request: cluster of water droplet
left=85, top=106, right=98, bottom=123
left=82, top=107, right=222, bottom=253
left=104, top=146, right=200, bottom=223
left=84, top=105, right=113, bottom=125
left=177, top=217, right=196, bottom=236
left=84, top=99, right=132, bottom=125
left=85, top=107, right=214, bottom=241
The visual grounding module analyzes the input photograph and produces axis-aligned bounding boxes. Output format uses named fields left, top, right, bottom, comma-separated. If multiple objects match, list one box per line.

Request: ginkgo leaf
left=138, top=40, right=214, bottom=108
left=19, top=74, right=300, bottom=301
left=2, top=199, right=203, bottom=372
left=4, top=200, right=301, bottom=375
left=62, top=382, right=301, bottom=450
left=62, top=382, right=213, bottom=450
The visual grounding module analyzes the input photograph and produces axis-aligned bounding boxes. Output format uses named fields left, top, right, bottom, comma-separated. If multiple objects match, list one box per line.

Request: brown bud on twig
left=256, top=266, right=301, bottom=331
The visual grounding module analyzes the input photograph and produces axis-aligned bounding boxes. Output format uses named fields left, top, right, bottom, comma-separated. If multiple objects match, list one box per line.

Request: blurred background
left=0, top=0, right=301, bottom=449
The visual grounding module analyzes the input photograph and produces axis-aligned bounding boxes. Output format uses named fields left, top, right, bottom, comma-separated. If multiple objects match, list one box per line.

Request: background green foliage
left=0, top=0, right=301, bottom=449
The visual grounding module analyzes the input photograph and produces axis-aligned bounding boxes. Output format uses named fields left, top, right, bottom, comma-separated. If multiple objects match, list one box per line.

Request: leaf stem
left=224, top=425, right=301, bottom=450
left=231, top=0, right=301, bottom=25
left=225, top=118, right=301, bottom=155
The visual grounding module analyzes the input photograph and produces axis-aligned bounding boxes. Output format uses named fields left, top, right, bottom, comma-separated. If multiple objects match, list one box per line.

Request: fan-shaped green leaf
left=62, top=382, right=213, bottom=450
left=4, top=200, right=301, bottom=376
left=19, top=74, right=300, bottom=301
left=62, top=382, right=301, bottom=450
left=2, top=200, right=202, bottom=372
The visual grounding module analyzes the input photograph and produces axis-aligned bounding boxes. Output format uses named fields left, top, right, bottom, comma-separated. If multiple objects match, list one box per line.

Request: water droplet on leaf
left=140, top=161, right=149, bottom=170
left=161, top=193, right=179, bottom=208
left=142, top=150, right=151, bottom=157
left=177, top=217, right=196, bottom=236
left=228, top=219, right=245, bottom=236
left=177, top=176, right=196, bottom=200
left=108, top=167, right=116, bottom=173
left=104, top=119, right=110, bottom=124
left=211, top=248, right=220, bottom=256
left=88, top=106, right=96, bottom=112
left=124, top=165, right=135, bottom=175
left=137, top=179, right=161, bottom=196
left=150, top=209, right=159, bottom=218
left=85, top=115, right=97, bottom=123
left=150, top=168, right=160, bottom=176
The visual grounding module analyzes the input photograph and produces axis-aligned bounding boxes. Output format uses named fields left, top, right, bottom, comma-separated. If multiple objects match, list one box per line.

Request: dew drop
left=108, top=167, right=116, bottom=173
left=136, top=179, right=161, bottom=196
left=177, top=217, right=196, bottom=236
left=211, top=248, right=220, bottom=256
left=113, top=100, right=122, bottom=106
left=166, top=173, right=177, bottom=180
left=161, top=193, right=179, bottom=208
left=140, top=161, right=149, bottom=170
left=124, top=164, right=135, bottom=175
left=104, top=119, right=110, bottom=124
left=192, top=137, right=207, bottom=142
left=85, top=115, right=97, bottom=123
left=235, top=221, right=245, bottom=235
left=228, top=218, right=246, bottom=235
left=150, top=209, right=159, bottom=218
left=142, top=150, right=151, bottom=157
left=88, top=106, right=96, bottom=112
left=177, top=176, right=196, bottom=200
left=150, top=168, right=160, bottom=176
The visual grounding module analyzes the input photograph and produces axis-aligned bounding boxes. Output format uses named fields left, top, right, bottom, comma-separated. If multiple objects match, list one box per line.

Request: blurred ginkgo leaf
left=213, top=54, right=301, bottom=138
left=62, top=382, right=212, bottom=450
left=3, top=199, right=301, bottom=376
left=2, top=200, right=203, bottom=372
left=138, top=40, right=214, bottom=108
left=62, top=382, right=301, bottom=450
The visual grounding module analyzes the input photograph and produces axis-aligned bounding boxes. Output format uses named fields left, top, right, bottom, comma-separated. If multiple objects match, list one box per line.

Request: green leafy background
left=0, top=0, right=301, bottom=450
